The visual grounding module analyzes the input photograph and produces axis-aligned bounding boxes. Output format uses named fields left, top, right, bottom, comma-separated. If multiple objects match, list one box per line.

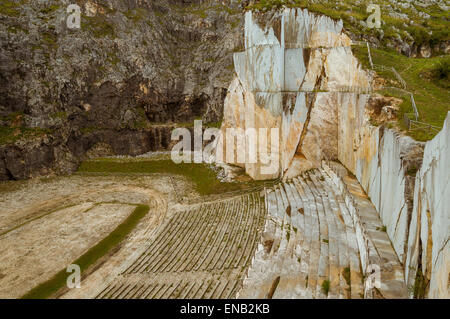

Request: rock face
left=216, top=8, right=370, bottom=180
left=338, top=92, right=424, bottom=265
left=0, top=127, right=174, bottom=180
left=0, top=0, right=244, bottom=179
left=405, top=112, right=450, bottom=299
left=217, top=8, right=448, bottom=298
left=338, top=91, right=448, bottom=298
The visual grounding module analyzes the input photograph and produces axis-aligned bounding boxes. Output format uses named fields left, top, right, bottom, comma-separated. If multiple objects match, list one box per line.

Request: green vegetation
left=0, top=0, right=22, bottom=17
left=124, top=8, right=146, bottom=22
left=82, top=15, right=116, bottom=38
left=0, top=112, right=54, bottom=145
left=78, top=158, right=274, bottom=196
left=21, top=204, right=150, bottom=299
left=353, top=45, right=450, bottom=141
left=246, top=0, right=449, bottom=136
left=50, top=111, right=67, bottom=120
left=376, top=225, right=387, bottom=232
left=42, top=31, right=57, bottom=47
left=428, top=56, right=450, bottom=89
left=247, top=1, right=449, bottom=51
left=0, top=126, right=53, bottom=145
left=39, top=4, right=60, bottom=15
left=407, top=166, right=419, bottom=177
left=409, top=266, right=428, bottom=299
left=342, top=267, right=351, bottom=286
left=321, top=279, right=330, bottom=296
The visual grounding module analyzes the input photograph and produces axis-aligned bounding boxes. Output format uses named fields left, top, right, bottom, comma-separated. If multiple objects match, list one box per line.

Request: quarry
left=0, top=1, right=448, bottom=300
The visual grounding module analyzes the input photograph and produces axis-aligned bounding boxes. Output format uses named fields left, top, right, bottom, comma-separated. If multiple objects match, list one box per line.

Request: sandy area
left=0, top=173, right=193, bottom=298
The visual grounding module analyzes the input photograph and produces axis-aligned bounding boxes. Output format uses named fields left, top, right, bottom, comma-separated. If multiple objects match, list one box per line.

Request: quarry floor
left=0, top=163, right=407, bottom=299
left=0, top=173, right=195, bottom=298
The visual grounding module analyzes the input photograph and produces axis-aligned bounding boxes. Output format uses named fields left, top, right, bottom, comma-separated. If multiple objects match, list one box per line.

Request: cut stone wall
left=218, top=8, right=448, bottom=298
left=338, top=96, right=448, bottom=298
left=216, top=8, right=370, bottom=180
left=405, top=112, right=449, bottom=299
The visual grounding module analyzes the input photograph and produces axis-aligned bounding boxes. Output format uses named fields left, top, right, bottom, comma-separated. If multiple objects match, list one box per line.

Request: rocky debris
left=367, top=94, right=402, bottom=123
left=239, top=167, right=407, bottom=299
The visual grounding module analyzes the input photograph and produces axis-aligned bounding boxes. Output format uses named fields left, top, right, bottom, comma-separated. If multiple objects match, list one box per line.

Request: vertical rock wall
left=405, top=113, right=449, bottom=299
left=216, top=8, right=370, bottom=180
left=338, top=93, right=448, bottom=298
left=218, top=8, right=448, bottom=298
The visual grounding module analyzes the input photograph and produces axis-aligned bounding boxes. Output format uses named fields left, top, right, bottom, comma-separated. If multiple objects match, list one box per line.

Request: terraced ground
left=0, top=175, right=170, bottom=299
left=238, top=164, right=407, bottom=299
left=0, top=162, right=407, bottom=299
left=75, top=162, right=407, bottom=299
left=94, top=192, right=267, bottom=299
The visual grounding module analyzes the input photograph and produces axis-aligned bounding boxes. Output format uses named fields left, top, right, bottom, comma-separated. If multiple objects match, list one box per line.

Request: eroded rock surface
left=216, top=8, right=370, bottom=180
left=0, top=0, right=244, bottom=179
left=216, top=8, right=448, bottom=298
left=405, top=112, right=449, bottom=299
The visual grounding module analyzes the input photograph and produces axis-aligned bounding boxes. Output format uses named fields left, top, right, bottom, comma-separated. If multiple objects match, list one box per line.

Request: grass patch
left=407, top=166, right=419, bottom=177
left=82, top=15, right=116, bottom=38
left=408, top=263, right=428, bottom=298
left=343, top=267, right=351, bottom=286
left=21, top=204, right=150, bottom=299
left=246, top=1, right=449, bottom=51
left=426, top=56, right=450, bottom=89
left=353, top=45, right=449, bottom=141
left=0, top=126, right=53, bottom=145
left=0, top=0, right=22, bottom=17
left=78, top=158, right=272, bottom=196
left=124, top=8, right=148, bottom=23
left=321, top=279, right=330, bottom=296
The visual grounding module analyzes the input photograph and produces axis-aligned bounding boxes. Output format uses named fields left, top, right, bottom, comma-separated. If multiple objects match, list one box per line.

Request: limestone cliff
left=337, top=89, right=448, bottom=299
left=218, top=8, right=448, bottom=298
left=216, top=8, right=370, bottom=180
left=405, top=113, right=449, bottom=299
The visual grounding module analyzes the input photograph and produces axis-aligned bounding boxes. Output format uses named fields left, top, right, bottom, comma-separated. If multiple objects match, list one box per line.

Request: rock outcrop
left=0, top=0, right=244, bottom=179
left=216, top=8, right=370, bottom=180
left=405, top=112, right=449, bottom=299
left=338, top=90, right=448, bottom=299
left=218, top=8, right=448, bottom=298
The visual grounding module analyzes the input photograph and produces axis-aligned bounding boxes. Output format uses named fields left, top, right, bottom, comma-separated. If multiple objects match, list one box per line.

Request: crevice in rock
left=4, top=165, right=16, bottom=181
left=267, top=275, right=280, bottom=299
left=294, top=91, right=317, bottom=158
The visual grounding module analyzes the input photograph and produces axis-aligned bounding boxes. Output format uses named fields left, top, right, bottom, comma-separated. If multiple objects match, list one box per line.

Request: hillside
left=248, top=0, right=449, bottom=57
left=0, top=0, right=448, bottom=180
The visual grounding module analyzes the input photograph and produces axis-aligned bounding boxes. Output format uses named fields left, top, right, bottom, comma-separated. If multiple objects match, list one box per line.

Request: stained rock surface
left=216, top=8, right=370, bottom=180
